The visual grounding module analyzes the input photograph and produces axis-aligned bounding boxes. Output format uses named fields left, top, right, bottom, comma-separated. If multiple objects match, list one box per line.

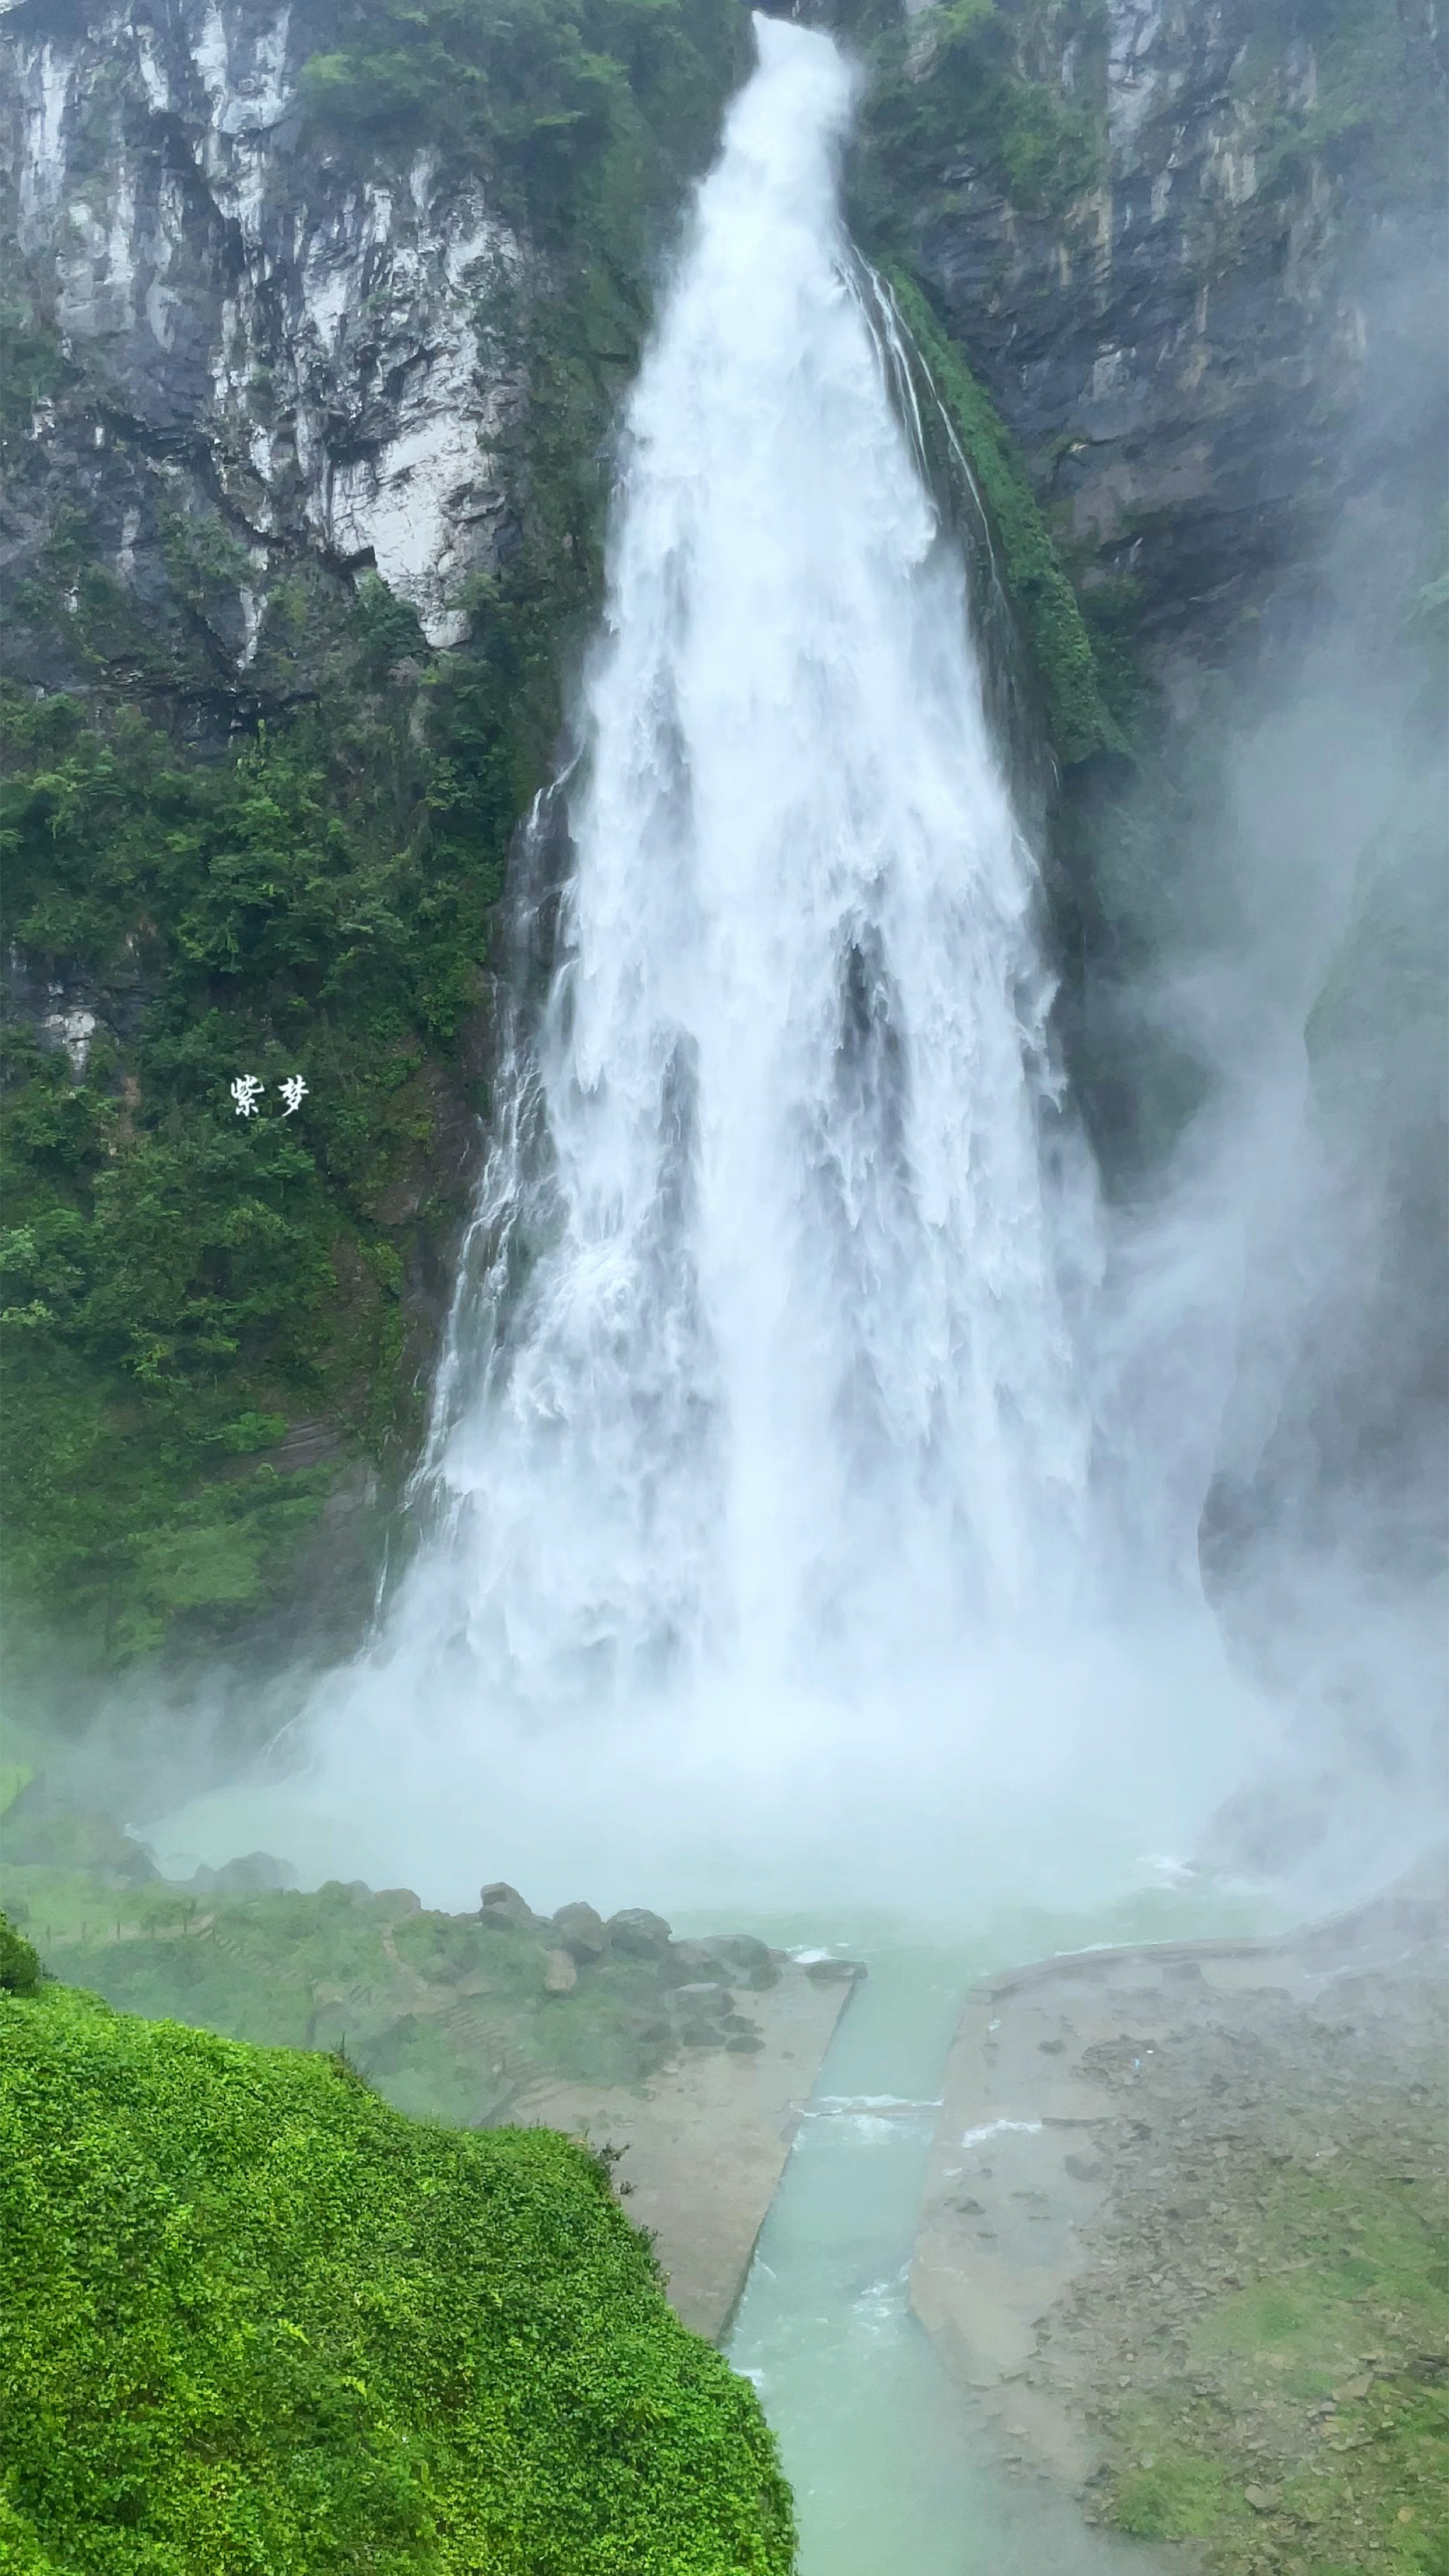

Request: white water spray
left=165, top=16, right=1265, bottom=1910
left=415, top=17, right=1089, bottom=1686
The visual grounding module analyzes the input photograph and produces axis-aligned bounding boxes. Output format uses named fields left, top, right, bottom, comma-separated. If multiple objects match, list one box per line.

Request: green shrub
left=0, top=1911, right=39, bottom=1992
left=0, top=1980, right=796, bottom=2573
left=851, top=0, right=1108, bottom=221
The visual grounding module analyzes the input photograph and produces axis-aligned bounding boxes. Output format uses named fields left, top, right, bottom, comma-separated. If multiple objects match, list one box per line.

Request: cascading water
left=364, top=16, right=1091, bottom=1713
left=172, top=9, right=1263, bottom=1915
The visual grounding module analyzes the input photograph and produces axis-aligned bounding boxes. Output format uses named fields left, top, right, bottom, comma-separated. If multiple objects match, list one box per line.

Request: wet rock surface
left=511, top=1957, right=865, bottom=2342
left=914, top=1873, right=1448, bottom=2571
left=888, top=0, right=1446, bottom=682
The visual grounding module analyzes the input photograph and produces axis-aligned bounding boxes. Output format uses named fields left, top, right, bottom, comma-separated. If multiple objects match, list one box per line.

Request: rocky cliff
left=0, top=0, right=743, bottom=1677
left=5, top=0, right=527, bottom=696
left=851, top=0, right=1446, bottom=693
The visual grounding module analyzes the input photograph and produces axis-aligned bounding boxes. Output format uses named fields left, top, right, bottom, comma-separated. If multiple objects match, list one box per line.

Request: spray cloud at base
left=148, top=13, right=1446, bottom=1923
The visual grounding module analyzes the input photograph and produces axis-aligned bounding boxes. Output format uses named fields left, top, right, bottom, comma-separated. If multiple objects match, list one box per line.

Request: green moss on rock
left=885, top=268, right=1121, bottom=766
left=851, top=0, right=1108, bottom=221
left=0, top=1978, right=796, bottom=2573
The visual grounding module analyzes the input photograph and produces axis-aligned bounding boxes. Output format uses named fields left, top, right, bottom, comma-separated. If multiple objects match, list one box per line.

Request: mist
left=1075, top=268, right=1448, bottom=1907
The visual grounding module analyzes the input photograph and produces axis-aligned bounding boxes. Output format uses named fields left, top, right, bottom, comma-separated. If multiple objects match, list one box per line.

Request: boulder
left=606, top=1907, right=674, bottom=1959
left=663, top=1935, right=780, bottom=1988
left=1, top=1793, right=158, bottom=1885
left=542, top=1948, right=578, bottom=1995
left=552, top=1902, right=607, bottom=1962
left=189, top=1852, right=298, bottom=1894
left=698, top=1933, right=781, bottom=1990
left=478, top=1883, right=541, bottom=1933
left=662, top=1941, right=718, bottom=1982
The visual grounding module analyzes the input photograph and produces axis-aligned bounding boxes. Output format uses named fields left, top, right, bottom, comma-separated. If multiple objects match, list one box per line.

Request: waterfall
left=389, top=17, right=1093, bottom=1711
left=240, top=13, right=1258, bottom=1909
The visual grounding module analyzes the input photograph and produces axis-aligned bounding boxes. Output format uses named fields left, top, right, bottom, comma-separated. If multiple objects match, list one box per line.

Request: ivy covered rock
left=0, top=1979, right=796, bottom=2573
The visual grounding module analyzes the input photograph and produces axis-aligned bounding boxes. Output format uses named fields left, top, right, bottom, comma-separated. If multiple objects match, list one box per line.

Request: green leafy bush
left=0, top=1910, right=40, bottom=1992
left=849, top=0, right=1108, bottom=221
left=0, top=1980, right=796, bottom=2572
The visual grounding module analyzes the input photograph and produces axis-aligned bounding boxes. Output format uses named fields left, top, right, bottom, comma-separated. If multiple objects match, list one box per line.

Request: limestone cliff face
left=0, top=0, right=745, bottom=1672
left=869, top=0, right=1445, bottom=690
left=7, top=0, right=1439, bottom=724
left=3, top=0, right=527, bottom=697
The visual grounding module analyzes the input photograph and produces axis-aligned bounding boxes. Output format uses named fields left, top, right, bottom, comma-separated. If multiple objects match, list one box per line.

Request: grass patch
left=1110, top=2438, right=1229, bottom=2540
left=0, top=1864, right=758, bottom=2128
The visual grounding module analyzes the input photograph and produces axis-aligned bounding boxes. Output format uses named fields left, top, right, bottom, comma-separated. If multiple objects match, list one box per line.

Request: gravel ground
left=914, top=1880, right=1447, bottom=2576
left=1032, top=1943, right=1446, bottom=2571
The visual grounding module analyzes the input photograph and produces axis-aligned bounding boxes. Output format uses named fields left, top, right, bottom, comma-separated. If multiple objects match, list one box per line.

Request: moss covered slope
left=0, top=1976, right=796, bottom=2574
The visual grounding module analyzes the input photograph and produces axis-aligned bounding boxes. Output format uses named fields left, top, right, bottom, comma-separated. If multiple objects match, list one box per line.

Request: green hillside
left=0, top=1967, right=796, bottom=2574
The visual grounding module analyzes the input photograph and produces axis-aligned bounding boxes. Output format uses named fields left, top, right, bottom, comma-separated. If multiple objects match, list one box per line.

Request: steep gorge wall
left=0, top=0, right=745, bottom=1680
left=845, top=0, right=1448, bottom=1639
left=856, top=0, right=1446, bottom=690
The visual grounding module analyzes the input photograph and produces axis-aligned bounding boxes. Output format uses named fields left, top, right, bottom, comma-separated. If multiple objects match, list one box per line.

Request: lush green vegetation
left=0, top=1909, right=40, bottom=1993
left=843, top=0, right=1108, bottom=220
left=297, top=0, right=746, bottom=220
left=0, top=1860, right=774, bottom=2127
left=0, top=0, right=748, bottom=1677
left=0, top=1976, right=796, bottom=2573
left=1, top=670, right=453, bottom=1668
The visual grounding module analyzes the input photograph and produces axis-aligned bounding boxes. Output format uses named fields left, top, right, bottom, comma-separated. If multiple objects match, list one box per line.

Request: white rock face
left=3, top=0, right=527, bottom=650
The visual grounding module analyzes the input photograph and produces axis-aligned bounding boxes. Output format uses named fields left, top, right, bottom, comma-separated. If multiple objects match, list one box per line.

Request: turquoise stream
left=706, top=1899, right=1269, bottom=2575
